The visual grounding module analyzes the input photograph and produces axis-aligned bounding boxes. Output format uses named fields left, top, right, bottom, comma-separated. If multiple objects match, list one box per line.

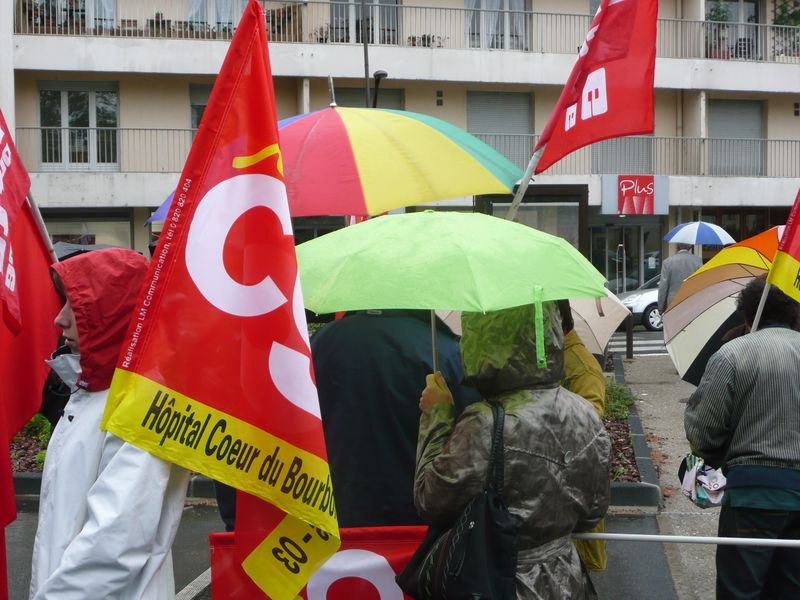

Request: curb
left=608, top=352, right=662, bottom=508
left=14, top=472, right=217, bottom=499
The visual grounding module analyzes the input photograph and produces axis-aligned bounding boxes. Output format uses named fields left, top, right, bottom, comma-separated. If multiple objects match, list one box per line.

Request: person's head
left=736, top=275, right=799, bottom=328
left=460, top=302, right=564, bottom=397
left=50, top=248, right=148, bottom=390
left=52, top=271, right=79, bottom=353
left=556, top=299, right=574, bottom=335
left=676, top=243, right=693, bottom=252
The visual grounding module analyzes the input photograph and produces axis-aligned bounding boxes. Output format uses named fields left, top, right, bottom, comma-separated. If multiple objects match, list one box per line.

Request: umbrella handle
left=430, top=309, right=439, bottom=373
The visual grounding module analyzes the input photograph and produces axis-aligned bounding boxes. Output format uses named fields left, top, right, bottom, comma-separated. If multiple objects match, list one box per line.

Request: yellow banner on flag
left=767, top=189, right=800, bottom=303
left=104, top=370, right=339, bottom=537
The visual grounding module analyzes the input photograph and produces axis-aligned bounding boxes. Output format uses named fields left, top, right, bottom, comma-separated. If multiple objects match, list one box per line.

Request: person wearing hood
left=414, top=302, right=610, bottom=599
left=29, top=248, right=191, bottom=600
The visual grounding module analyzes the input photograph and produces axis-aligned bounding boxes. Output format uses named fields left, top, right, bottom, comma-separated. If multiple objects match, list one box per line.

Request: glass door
left=591, top=225, right=642, bottom=294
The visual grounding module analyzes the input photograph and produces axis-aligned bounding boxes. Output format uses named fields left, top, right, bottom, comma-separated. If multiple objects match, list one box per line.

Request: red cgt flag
left=533, top=0, right=657, bottom=174
left=102, top=1, right=338, bottom=597
left=0, top=110, right=61, bottom=600
left=210, top=526, right=427, bottom=599
left=767, top=188, right=800, bottom=303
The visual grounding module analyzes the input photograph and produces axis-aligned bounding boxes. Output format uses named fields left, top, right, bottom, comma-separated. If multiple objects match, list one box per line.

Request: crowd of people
left=26, top=236, right=800, bottom=599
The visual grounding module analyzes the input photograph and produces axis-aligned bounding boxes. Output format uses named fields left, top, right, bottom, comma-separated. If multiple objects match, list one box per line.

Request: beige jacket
left=414, top=303, right=610, bottom=599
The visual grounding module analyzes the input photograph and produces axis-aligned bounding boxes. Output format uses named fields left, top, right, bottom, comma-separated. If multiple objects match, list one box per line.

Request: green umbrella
left=296, top=211, right=607, bottom=368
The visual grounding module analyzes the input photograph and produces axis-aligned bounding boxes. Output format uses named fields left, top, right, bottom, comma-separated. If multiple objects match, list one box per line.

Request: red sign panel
left=618, top=174, right=654, bottom=215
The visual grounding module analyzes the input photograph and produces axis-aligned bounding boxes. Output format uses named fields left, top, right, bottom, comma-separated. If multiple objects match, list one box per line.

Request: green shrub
left=605, top=381, right=636, bottom=420
left=21, top=413, right=49, bottom=437
left=35, top=451, right=47, bottom=470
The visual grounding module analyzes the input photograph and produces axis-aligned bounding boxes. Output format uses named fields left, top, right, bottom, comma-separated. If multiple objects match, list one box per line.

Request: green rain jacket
left=414, top=303, right=610, bottom=599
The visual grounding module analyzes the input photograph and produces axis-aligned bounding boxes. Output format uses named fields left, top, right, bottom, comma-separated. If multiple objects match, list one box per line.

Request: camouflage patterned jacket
left=414, top=303, right=610, bottom=599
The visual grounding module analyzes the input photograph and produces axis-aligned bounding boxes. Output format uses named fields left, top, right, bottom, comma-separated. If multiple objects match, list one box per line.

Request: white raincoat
left=30, top=248, right=191, bottom=599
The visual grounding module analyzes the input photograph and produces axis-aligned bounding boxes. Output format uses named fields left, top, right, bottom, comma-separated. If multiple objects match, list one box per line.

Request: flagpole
left=749, top=282, right=771, bottom=332
left=26, top=192, right=58, bottom=263
left=504, top=146, right=544, bottom=222
left=430, top=309, right=439, bottom=373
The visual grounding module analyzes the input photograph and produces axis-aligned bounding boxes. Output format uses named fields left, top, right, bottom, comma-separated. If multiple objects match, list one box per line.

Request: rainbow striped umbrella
left=278, top=106, right=523, bottom=216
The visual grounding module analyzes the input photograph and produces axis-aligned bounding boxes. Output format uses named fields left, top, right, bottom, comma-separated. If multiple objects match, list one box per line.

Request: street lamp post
left=372, top=70, right=388, bottom=108
left=361, top=0, right=370, bottom=107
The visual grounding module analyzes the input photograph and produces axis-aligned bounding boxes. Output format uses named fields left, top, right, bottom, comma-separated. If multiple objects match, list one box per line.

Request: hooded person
left=414, top=302, right=610, bottom=599
left=29, top=248, right=191, bottom=600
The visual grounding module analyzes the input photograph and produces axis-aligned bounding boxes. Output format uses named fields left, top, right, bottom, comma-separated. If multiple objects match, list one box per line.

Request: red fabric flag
left=767, top=188, right=800, bottom=303
left=533, top=0, right=657, bottom=174
left=0, top=111, right=60, bottom=600
left=102, top=1, right=338, bottom=596
left=211, top=526, right=427, bottom=599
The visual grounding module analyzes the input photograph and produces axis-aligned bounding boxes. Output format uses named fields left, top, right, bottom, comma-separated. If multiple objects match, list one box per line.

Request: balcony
left=476, top=134, right=800, bottom=178
left=14, top=127, right=800, bottom=179
left=13, top=1, right=800, bottom=64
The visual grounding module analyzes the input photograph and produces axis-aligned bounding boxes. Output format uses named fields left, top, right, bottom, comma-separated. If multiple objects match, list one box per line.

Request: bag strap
left=486, top=401, right=506, bottom=494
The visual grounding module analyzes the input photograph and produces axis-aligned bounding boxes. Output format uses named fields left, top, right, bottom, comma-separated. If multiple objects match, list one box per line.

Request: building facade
left=3, top=0, right=800, bottom=291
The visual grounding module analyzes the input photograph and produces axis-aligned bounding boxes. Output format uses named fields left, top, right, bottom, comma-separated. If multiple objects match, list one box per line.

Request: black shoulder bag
left=397, top=401, right=520, bottom=600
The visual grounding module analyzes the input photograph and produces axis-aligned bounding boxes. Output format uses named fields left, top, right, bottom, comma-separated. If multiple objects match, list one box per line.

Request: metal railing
left=13, top=1, right=800, bottom=64
left=15, top=126, right=800, bottom=178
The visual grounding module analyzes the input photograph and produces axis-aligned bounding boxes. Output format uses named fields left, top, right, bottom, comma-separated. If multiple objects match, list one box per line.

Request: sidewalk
left=624, top=354, right=718, bottom=600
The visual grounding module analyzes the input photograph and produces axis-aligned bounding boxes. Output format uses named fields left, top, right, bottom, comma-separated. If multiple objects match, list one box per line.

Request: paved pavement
left=624, top=354, right=717, bottom=600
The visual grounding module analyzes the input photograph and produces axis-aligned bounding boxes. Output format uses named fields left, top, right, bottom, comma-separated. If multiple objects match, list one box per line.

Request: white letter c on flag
left=185, top=174, right=292, bottom=317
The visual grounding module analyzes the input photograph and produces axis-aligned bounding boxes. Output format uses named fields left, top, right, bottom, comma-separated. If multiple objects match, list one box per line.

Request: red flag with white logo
left=533, top=0, right=657, bottom=174
left=0, top=110, right=61, bottom=600
left=102, top=1, right=339, bottom=597
left=210, top=526, right=427, bottom=599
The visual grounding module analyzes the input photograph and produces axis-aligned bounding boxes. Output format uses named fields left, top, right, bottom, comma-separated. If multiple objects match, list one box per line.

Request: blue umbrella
left=146, top=190, right=175, bottom=224
left=664, top=221, right=735, bottom=246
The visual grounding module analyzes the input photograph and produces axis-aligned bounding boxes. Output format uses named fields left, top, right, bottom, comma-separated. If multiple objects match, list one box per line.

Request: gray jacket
left=657, top=250, right=702, bottom=311
left=685, top=326, right=800, bottom=470
left=414, top=303, right=611, bottom=599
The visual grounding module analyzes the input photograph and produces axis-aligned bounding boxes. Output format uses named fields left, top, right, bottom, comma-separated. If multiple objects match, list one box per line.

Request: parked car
left=617, top=275, right=662, bottom=331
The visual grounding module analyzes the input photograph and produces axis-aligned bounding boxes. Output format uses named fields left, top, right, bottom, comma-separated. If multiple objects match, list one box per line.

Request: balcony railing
left=13, top=1, right=800, bottom=64
left=15, top=127, right=800, bottom=179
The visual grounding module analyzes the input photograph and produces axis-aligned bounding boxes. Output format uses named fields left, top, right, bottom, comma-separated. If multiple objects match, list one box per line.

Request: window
left=466, top=0, right=530, bottom=50
left=190, top=84, right=213, bottom=130
left=707, top=99, right=764, bottom=176
left=330, top=0, right=399, bottom=45
left=38, top=82, right=118, bottom=170
left=706, top=1, right=760, bottom=59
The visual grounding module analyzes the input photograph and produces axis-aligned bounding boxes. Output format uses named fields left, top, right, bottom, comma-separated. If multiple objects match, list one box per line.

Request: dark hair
left=676, top=243, right=693, bottom=251
left=50, top=269, right=67, bottom=301
left=736, top=275, right=799, bottom=327
left=556, top=299, right=574, bottom=333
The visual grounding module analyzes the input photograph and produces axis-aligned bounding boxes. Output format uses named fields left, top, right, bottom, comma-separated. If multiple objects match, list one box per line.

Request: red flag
left=767, top=188, right=800, bottom=303
left=102, top=1, right=338, bottom=596
left=211, top=526, right=427, bottom=599
left=0, top=111, right=60, bottom=600
left=533, top=0, right=657, bottom=174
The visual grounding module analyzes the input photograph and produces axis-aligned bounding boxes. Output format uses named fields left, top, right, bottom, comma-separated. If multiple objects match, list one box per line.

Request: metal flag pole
left=328, top=75, right=337, bottom=106
left=504, top=146, right=544, bottom=222
left=26, top=192, right=58, bottom=263
left=573, top=532, right=800, bottom=548
left=749, top=282, right=771, bottom=332
left=430, top=309, right=439, bottom=373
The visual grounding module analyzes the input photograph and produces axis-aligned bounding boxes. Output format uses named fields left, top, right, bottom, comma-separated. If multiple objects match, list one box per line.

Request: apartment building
left=3, top=0, right=800, bottom=292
